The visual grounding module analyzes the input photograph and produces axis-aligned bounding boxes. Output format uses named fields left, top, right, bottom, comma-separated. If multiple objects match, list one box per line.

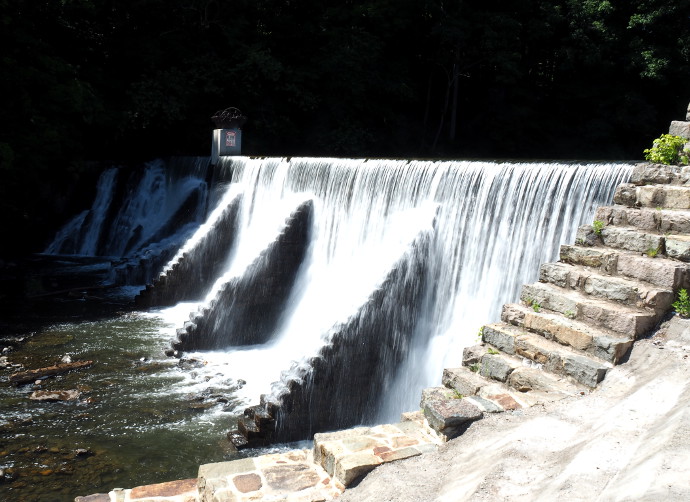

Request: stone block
left=666, top=235, right=690, bottom=262
left=523, top=312, right=593, bottom=351
left=442, top=367, right=486, bottom=396
left=575, top=224, right=599, bottom=246
left=334, top=452, right=382, bottom=486
left=482, top=324, right=516, bottom=354
left=613, top=184, right=640, bottom=207
left=600, top=226, right=663, bottom=254
left=561, top=353, right=609, bottom=388
left=478, top=353, right=517, bottom=382
left=593, top=335, right=633, bottom=364
left=198, top=458, right=256, bottom=479
left=420, top=386, right=457, bottom=408
left=462, top=344, right=487, bottom=365
left=263, top=463, right=321, bottom=492
left=507, top=366, right=575, bottom=394
left=423, top=399, right=483, bottom=440
left=669, top=120, right=690, bottom=139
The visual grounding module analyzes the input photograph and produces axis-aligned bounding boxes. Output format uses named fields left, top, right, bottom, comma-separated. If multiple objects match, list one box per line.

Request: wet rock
left=29, top=389, right=81, bottom=402
left=178, top=357, right=205, bottom=370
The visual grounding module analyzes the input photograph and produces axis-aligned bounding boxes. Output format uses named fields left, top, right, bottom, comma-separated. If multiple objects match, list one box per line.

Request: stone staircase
left=426, top=161, right=690, bottom=439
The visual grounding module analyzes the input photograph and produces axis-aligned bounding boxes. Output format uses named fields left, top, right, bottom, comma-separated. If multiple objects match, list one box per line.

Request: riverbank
left=339, top=315, right=690, bottom=502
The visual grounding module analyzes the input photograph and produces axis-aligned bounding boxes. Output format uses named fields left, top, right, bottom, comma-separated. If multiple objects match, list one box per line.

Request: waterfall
left=44, top=158, right=210, bottom=258
left=167, top=157, right=632, bottom=430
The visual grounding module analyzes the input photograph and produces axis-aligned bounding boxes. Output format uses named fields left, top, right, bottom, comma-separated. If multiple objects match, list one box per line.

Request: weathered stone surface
left=263, top=464, right=321, bottom=492
left=462, top=344, right=488, bottom=365
left=198, top=458, right=256, bottom=480
left=420, top=386, right=457, bottom=408
left=478, top=353, right=518, bottom=382
left=198, top=476, right=231, bottom=502
left=465, top=395, right=505, bottom=413
left=617, top=184, right=690, bottom=210
left=423, top=399, right=483, bottom=439
left=400, top=410, right=425, bottom=422
left=485, top=393, right=521, bottom=410
left=507, top=366, right=579, bottom=395
left=482, top=324, right=516, bottom=354
left=29, top=389, right=81, bottom=401
left=666, top=235, right=690, bottom=261
left=375, top=446, right=422, bottom=463
left=562, top=354, right=609, bottom=388
left=335, top=452, right=382, bottom=486
left=522, top=282, right=657, bottom=338
left=629, top=163, right=690, bottom=186
left=130, top=478, right=198, bottom=499
left=596, top=206, right=690, bottom=234
left=575, top=224, right=599, bottom=246
left=442, top=367, right=486, bottom=396
left=560, top=245, right=690, bottom=290
left=502, top=302, right=634, bottom=364
left=540, top=261, right=674, bottom=311
left=74, top=495, right=110, bottom=502
left=600, top=226, right=664, bottom=254
left=669, top=120, right=690, bottom=139
left=232, top=473, right=262, bottom=493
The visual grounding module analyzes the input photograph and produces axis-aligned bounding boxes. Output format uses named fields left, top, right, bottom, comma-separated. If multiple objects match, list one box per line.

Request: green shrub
left=592, top=220, right=605, bottom=235
left=643, top=134, right=689, bottom=165
left=672, top=288, right=690, bottom=318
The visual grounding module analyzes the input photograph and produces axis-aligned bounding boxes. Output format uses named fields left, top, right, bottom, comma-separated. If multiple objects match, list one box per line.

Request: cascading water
left=161, top=157, right=633, bottom=434
left=42, top=157, right=212, bottom=286
left=45, top=158, right=210, bottom=258
left=4, top=156, right=636, bottom=501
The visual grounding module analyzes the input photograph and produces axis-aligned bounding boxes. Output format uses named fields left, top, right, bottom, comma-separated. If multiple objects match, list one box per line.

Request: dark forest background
left=1, top=0, right=689, bottom=258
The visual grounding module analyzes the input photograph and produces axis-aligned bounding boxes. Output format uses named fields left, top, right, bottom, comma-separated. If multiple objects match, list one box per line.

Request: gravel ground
left=338, top=316, right=690, bottom=502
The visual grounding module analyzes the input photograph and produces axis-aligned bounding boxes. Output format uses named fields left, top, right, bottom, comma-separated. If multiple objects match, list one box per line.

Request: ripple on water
left=0, top=310, right=253, bottom=502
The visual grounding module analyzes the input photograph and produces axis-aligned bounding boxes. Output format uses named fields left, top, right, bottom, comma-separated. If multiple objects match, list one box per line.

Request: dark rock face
left=135, top=194, right=242, bottom=308
left=173, top=199, right=313, bottom=350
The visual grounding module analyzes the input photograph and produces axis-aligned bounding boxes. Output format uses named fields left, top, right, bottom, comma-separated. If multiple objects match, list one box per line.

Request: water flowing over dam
left=131, top=156, right=633, bottom=436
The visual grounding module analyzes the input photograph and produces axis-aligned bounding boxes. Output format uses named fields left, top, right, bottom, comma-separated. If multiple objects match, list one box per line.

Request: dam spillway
left=135, top=156, right=633, bottom=438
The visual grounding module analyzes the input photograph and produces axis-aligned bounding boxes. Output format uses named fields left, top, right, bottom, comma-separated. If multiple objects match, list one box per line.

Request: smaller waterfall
left=45, top=168, right=118, bottom=255
left=43, top=157, right=212, bottom=285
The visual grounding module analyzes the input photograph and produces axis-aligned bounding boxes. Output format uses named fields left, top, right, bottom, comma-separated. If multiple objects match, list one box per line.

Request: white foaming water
left=157, top=157, right=632, bottom=420
left=44, top=158, right=209, bottom=258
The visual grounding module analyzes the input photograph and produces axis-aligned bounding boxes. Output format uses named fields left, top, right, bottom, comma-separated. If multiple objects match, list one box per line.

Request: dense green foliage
left=1, top=0, right=690, bottom=257
left=673, top=289, right=690, bottom=318
left=643, top=134, right=690, bottom=165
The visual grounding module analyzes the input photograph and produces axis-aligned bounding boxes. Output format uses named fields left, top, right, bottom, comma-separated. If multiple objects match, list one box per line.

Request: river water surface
left=0, top=262, right=293, bottom=502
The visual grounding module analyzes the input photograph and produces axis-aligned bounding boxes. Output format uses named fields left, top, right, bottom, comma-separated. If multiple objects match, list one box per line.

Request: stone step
left=595, top=205, right=690, bottom=234
left=520, top=282, right=659, bottom=338
left=576, top=224, right=665, bottom=255
left=628, top=163, right=690, bottom=187
left=313, top=419, right=441, bottom=487
left=501, top=303, right=633, bottom=364
left=559, top=244, right=690, bottom=290
left=454, top=344, right=584, bottom=396
left=538, top=261, right=674, bottom=312
left=441, top=366, right=576, bottom=409
left=614, top=183, right=690, bottom=209
left=481, top=322, right=611, bottom=387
